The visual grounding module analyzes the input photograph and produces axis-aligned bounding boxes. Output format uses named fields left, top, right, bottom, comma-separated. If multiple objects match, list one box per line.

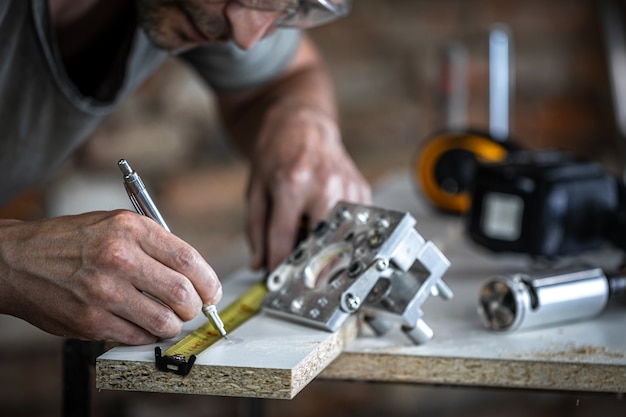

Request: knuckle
left=109, top=209, right=138, bottom=229
left=150, top=310, right=181, bottom=338
left=281, top=164, right=310, bottom=188
left=80, top=210, right=141, bottom=272
left=270, top=158, right=311, bottom=189
left=165, top=278, right=202, bottom=321
left=94, top=238, right=133, bottom=270
left=171, top=246, right=199, bottom=272
left=99, top=210, right=141, bottom=237
left=167, top=277, right=195, bottom=306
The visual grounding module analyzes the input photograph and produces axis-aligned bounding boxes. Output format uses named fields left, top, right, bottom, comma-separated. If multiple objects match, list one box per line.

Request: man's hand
left=0, top=210, right=222, bottom=345
left=245, top=103, right=371, bottom=271
left=216, top=34, right=371, bottom=271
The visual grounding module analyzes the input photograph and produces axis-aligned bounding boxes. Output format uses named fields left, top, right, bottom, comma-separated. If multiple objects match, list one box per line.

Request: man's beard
left=134, top=0, right=230, bottom=52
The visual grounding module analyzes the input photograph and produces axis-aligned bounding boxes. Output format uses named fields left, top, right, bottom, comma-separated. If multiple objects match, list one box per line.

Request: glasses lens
left=275, top=0, right=352, bottom=29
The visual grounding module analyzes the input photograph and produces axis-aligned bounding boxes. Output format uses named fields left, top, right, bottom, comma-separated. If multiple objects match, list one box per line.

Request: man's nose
left=225, top=3, right=280, bottom=50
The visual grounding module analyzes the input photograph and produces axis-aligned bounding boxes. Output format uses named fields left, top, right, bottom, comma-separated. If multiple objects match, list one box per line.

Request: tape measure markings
left=157, top=220, right=309, bottom=376
left=156, top=281, right=269, bottom=375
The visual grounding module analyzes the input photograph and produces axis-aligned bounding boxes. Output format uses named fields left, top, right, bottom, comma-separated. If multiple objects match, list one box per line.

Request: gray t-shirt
left=0, top=0, right=300, bottom=206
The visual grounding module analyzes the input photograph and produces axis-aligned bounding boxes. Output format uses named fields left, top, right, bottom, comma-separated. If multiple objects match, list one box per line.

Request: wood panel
left=96, top=270, right=358, bottom=399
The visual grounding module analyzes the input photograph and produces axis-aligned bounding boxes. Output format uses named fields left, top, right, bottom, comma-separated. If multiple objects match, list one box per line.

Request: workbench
left=96, top=173, right=626, bottom=400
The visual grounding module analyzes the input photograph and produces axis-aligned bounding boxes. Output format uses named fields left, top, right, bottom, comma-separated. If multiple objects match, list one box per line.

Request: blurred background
left=1, top=0, right=626, bottom=415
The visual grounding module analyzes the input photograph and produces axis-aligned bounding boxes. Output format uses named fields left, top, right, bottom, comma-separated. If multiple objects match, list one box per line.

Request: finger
left=83, top=267, right=188, bottom=339
left=245, top=176, right=268, bottom=270
left=307, top=174, right=344, bottom=225
left=20, top=296, right=160, bottom=345
left=91, top=313, right=161, bottom=345
left=266, top=192, right=306, bottom=271
left=114, top=289, right=186, bottom=339
left=131, top=256, right=203, bottom=321
left=346, top=177, right=372, bottom=205
left=352, top=168, right=373, bottom=204
left=102, top=318, right=159, bottom=345
left=360, top=181, right=373, bottom=204
left=103, top=317, right=160, bottom=345
left=136, top=224, right=222, bottom=307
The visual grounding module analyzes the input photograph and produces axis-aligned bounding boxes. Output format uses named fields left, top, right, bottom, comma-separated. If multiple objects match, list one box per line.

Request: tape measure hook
left=154, top=347, right=197, bottom=376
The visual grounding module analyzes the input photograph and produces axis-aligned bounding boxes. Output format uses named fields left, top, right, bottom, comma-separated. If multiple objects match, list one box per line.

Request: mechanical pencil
left=118, top=158, right=227, bottom=338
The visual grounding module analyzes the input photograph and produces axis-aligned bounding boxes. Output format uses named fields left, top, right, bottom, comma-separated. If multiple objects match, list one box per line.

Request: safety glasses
left=223, top=0, right=352, bottom=29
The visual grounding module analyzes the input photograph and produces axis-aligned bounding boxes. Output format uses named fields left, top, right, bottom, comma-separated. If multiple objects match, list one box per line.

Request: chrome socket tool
left=478, top=264, right=626, bottom=332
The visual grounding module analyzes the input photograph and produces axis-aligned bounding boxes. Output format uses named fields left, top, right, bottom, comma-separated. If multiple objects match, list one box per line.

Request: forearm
left=217, top=34, right=339, bottom=159
left=0, top=219, right=26, bottom=316
left=218, top=34, right=371, bottom=270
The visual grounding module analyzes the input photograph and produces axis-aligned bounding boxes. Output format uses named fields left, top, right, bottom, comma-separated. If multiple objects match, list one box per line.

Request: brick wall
left=4, top=0, right=622, bottom=230
left=77, top=0, right=622, bottom=180
left=311, top=0, right=621, bottom=173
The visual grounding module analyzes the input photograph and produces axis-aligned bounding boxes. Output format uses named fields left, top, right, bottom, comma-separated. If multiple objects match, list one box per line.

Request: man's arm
left=0, top=211, right=222, bottom=344
left=216, top=34, right=372, bottom=270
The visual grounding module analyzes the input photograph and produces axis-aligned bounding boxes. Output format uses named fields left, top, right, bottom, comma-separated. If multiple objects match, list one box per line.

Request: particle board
left=96, top=270, right=359, bottom=399
left=320, top=265, right=626, bottom=393
left=319, top=175, right=626, bottom=392
left=96, top=173, right=626, bottom=398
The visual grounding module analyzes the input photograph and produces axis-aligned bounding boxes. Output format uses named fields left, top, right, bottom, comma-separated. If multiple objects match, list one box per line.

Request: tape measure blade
left=221, top=281, right=269, bottom=331
left=162, top=281, right=268, bottom=361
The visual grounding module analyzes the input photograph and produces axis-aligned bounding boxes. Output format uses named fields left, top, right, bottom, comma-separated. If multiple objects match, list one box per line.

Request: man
left=0, top=0, right=371, bottom=345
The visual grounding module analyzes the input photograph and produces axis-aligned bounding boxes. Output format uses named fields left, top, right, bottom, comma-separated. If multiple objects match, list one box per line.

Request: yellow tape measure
left=155, top=281, right=269, bottom=376
left=155, top=219, right=310, bottom=376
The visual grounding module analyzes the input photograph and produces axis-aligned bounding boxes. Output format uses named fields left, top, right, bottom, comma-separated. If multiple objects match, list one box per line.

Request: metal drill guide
left=263, top=202, right=453, bottom=344
left=156, top=202, right=453, bottom=376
